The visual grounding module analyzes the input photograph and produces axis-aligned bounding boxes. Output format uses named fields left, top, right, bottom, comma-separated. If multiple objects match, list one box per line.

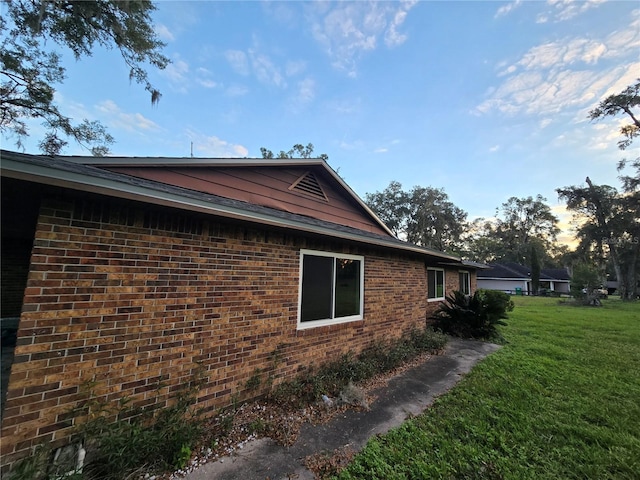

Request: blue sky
left=3, top=1, right=639, bottom=245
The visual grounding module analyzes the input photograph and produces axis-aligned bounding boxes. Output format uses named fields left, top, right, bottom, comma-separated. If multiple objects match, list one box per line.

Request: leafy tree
left=364, top=181, right=409, bottom=237
left=405, top=186, right=467, bottom=252
left=530, top=245, right=540, bottom=295
left=557, top=80, right=640, bottom=302
left=365, top=182, right=467, bottom=253
left=1, top=0, right=169, bottom=155
left=260, top=143, right=328, bottom=161
left=557, top=178, right=639, bottom=301
left=589, top=79, right=640, bottom=201
left=461, top=218, right=503, bottom=264
left=493, top=195, right=560, bottom=265
left=462, top=196, right=560, bottom=266
left=589, top=79, right=640, bottom=151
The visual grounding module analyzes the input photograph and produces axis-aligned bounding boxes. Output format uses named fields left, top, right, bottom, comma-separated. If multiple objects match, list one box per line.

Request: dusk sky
left=3, top=1, right=639, bottom=246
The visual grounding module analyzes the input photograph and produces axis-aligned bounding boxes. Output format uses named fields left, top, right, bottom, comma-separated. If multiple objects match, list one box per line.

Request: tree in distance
left=463, top=195, right=560, bottom=267
left=1, top=0, right=169, bottom=155
left=260, top=143, right=328, bottom=161
left=365, top=181, right=467, bottom=253
left=589, top=78, right=640, bottom=192
left=557, top=79, right=640, bottom=301
left=589, top=79, right=640, bottom=151
left=557, top=177, right=639, bottom=301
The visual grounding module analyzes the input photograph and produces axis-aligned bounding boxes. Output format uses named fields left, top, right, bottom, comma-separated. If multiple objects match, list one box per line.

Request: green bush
left=431, top=289, right=513, bottom=339
left=569, top=263, right=606, bottom=305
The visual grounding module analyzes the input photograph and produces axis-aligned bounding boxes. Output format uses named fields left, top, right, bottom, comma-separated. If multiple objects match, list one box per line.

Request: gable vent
left=289, top=172, right=329, bottom=202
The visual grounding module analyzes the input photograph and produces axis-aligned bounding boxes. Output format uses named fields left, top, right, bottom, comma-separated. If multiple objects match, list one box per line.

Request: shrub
left=269, top=327, right=447, bottom=407
left=6, top=373, right=205, bottom=480
left=76, top=376, right=205, bottom=479
left=431, top=289, right=513, bottom=339
left=570, top=263, right=606, bottom=306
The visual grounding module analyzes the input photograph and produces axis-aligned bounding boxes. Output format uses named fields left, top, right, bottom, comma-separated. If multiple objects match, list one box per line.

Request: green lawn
left=336, top=297, right=640, bottom=479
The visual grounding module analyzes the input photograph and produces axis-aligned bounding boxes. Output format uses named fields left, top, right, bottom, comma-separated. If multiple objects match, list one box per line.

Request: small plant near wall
left=73, top=368, right=206, bottom=479
left=268, top=327, right=447, bottom=408
left=431, top=289, right=513, bottom=340
left=6, top=366, right=207, bottom=480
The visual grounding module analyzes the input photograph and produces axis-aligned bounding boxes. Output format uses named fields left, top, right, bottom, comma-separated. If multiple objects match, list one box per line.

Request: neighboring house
left=0, top=150, right=479, bottom=468
left=477, top=262, right=570, bottom=295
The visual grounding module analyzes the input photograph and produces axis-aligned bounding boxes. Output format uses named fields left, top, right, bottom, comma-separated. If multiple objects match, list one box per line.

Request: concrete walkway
left=184, top=338, right=501, bottom=480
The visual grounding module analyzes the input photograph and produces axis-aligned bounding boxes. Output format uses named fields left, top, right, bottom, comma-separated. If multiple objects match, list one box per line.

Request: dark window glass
left=335, top=258, right=360, bottom=317
left=301, top=255, right=333, bottom=322
left=428, top=269, right=444, bottom=299
left=459, top=271, right=470, bottom=295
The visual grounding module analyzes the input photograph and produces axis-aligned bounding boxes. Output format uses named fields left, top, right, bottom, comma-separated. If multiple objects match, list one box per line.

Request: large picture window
left=299, top=250, right=364, bottom=328
left=427, top=268, right=445, bottom=301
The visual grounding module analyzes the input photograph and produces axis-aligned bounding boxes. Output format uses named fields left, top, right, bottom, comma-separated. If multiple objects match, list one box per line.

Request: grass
left=335, top=296, right=640, bottom=479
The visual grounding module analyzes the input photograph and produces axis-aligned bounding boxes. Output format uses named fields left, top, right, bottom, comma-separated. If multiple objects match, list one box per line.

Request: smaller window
left=459, top=271, right=471, bottom=295
left=427, top=268, right=445, bottom=301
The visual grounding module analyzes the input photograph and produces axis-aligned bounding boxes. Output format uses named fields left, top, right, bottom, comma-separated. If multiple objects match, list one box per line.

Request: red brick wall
left=0, top=194, right=470, bottom=468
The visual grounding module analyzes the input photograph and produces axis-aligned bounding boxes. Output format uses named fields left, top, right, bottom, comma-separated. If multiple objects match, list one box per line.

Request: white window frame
left=298, top=249, right=364, bottom=329
left=459, top=270, right=471, bottom=295
left=427, top=268, right=445, bottom=302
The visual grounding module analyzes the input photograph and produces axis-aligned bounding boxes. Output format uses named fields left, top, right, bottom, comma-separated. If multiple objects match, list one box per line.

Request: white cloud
left=585, top=118, right=632, bottom=151
left=295, top=77, right=315, bottom=104
left=536, top=14, right=549, bottom=24
left=249, top=51, right=285, bottom=87
left=495, top=0, right=523, bottom=19
left=226, top=85, right=249, bottom=97
left=186, top=129, right=249, bottom=157
left=540, top=118, right=553, bottom=129
left=489, top=145, right=500, bottom=152
left=285, top=78, right=316, bottom=114
left=476, top=13, right=640, bottom=119
left=195, top=67, right=219, bottom=89
left=285, top=60, right=307, bottom=77
left=197, top=79, right=218, bottom=89
left=538, top=1, right=609, bottom=24
left=224, top=46, right=307, bottom=91
left=95, top=100, right=161, bottom=133
left=604, top=12, right=640, bottom=59
left=385, top=2, right=416, bottom=47
left=309, top=1, right=417, bottom=76
left=225, top=50, right=250, bottom=76
left=328, top=98, right=361, bottom=115
left=155, top=23, right=175, bottom=42
left=161, top=57, right=190, bottom=92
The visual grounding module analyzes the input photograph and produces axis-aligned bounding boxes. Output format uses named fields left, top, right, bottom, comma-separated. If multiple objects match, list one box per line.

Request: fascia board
left=478, top=277, right=528, bottom=281
left=62, top=156, right=327, bottom=168
left=1, top=156, right=461, bottom=263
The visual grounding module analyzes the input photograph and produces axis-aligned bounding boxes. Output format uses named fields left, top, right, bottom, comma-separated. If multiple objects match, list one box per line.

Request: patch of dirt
left=304, top=445, right=357, bottom=479
left=163, top=351, right=438, bottom=479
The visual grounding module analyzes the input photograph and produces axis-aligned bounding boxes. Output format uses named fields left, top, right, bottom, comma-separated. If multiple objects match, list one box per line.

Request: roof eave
left=60, top=155, right=328, bottom=168
left=1, top=153, right=461, bottom=264
left=59, top=153, right=397, bottom=238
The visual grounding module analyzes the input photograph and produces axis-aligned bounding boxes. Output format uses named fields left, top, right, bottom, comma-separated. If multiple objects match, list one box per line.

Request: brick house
left=0, top=149, right=478, bottom=468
